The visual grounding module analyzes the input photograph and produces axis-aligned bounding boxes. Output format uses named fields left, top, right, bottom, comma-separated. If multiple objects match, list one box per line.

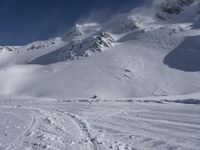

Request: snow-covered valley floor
left=0, top=97, right=199, bottom=150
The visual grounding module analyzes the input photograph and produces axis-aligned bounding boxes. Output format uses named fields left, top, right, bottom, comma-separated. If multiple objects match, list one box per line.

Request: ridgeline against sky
left=0, top=0, right=142, bottom=45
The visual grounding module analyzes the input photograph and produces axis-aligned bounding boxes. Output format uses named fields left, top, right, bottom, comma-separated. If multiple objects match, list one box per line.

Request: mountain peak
left=63, top=23, right=101, bottom=41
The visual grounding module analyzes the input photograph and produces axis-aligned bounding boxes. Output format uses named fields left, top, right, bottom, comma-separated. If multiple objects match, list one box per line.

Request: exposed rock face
left=25, top=38, right=60, bottom=51
left=30, top=31, right=115, bottom=64
left=0, top=46, right=17, bottom=53
left=155, top=0, right=195, bottom=19
left=57, top=31, right=115, bottom=61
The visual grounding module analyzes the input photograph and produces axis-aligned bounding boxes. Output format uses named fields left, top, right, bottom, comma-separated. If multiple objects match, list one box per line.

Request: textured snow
left=0, top=98, right=199, bottom=150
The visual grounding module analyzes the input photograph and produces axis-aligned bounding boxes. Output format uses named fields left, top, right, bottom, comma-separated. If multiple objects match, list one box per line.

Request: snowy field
left=0, top=97, right=199, bottom=150
left=0, top=0, right=200, bottom=150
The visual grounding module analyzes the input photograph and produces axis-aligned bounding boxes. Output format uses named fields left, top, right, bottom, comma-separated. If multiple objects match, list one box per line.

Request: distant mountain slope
left=0, top=0, right=200, bottom=99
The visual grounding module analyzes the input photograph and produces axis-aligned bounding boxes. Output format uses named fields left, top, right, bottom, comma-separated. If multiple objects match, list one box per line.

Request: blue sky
left=0, top=0, right=141, bottom=45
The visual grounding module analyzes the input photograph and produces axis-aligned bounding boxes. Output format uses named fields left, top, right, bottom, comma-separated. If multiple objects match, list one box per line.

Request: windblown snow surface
left=0, top=0, right=200, bottom=149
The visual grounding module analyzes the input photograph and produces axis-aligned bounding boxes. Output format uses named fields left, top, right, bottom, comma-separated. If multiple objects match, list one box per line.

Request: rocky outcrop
left=155, top=0, right=195, bottom=19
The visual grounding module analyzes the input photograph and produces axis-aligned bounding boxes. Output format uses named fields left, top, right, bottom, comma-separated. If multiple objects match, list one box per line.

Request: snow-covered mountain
left=1, top=1, right=200, bottom=150
left=0, top=0, right=200, bottom=99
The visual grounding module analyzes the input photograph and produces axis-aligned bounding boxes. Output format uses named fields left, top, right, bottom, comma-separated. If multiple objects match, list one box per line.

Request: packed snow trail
left=0, top=98, right=199, bottom=150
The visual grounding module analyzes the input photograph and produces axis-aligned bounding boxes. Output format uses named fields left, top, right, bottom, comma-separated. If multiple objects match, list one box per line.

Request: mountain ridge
left=0, top=0, right=200, bottom=99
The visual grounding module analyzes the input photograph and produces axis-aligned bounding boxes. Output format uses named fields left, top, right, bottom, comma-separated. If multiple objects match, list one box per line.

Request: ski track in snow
left=0, top=99, right=199, bottom=150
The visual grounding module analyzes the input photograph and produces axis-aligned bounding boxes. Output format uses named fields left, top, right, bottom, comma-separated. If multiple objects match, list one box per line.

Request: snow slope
left=0, top=0, right=200, bottom=100
left=1, top=1, right=200, bottom=150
